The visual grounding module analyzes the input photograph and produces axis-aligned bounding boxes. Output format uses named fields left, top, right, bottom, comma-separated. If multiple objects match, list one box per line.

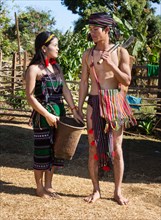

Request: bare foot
left=84, top=191, right=101, bottom=203
left=45, top=188, right=62, bottom=199
left=114, top=194, right=129, bottom=205
left=36, top=189, right=51, bottom=199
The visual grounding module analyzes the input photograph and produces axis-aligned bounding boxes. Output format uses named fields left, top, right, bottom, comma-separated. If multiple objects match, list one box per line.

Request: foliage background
left=0, top=0, right=161, bottom=80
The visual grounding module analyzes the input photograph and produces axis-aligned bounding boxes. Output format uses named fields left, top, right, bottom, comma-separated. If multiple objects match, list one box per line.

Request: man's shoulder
left=82, top=47, right=93, bottom=60
left=119, top=46, right=129, bottom=55
left=83, top=47, right=93, bottom=55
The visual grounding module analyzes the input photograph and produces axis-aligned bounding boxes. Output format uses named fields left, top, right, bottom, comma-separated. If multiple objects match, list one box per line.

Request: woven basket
left=54, top=117, right=85, bottom=160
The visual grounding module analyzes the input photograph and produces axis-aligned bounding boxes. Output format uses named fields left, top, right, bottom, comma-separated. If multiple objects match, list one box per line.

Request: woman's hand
left=73, top=109, right=84, bottom=124
left=45, top=112, right=60, bottom=128
left=78, top=109, right=84, bottom=120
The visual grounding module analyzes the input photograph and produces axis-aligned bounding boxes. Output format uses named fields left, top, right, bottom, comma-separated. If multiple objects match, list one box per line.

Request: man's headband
left=44, top=34, right=55, bottom=44
left=88, top=12, right=116, bottom=28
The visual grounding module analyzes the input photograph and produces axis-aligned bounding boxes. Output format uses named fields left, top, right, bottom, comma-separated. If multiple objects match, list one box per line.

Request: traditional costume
left=30, top=64, right=65, bottom=170
left=87, top=13, right=137, bottom=171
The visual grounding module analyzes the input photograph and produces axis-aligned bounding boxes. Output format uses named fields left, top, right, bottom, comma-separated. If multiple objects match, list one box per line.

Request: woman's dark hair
left=29, top=31, right=56, bottom=67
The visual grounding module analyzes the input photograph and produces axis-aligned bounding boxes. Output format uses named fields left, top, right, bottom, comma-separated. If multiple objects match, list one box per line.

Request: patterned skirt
left=88, top=93, right=136, bottom=170
left=88, top=95, right=112, bottom=169
left=32, top=102, right=65, bottom=170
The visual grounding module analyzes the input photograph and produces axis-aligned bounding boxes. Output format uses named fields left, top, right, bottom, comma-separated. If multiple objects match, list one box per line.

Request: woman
left=25, top=31, right=82, bottom=198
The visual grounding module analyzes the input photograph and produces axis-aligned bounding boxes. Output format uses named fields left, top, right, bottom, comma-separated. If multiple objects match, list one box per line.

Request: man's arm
left=117, top=47, right=131, bottom=86
left=78, top=50, right=90, bottom=118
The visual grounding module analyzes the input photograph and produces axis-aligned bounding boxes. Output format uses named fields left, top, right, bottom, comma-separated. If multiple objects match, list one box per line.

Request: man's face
left=89, top=25, right=107, bottom=43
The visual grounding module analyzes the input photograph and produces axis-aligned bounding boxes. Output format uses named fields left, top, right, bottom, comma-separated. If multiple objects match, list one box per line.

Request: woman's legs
left=44, top=167, right=61, bottom=198
left=34, top=169, right=50, bottom=198
left=44, top=166, right=54, bottom=191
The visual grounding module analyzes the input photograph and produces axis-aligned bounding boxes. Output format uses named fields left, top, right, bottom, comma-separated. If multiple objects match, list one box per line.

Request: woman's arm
left=59, top=70, right=83, bottom=123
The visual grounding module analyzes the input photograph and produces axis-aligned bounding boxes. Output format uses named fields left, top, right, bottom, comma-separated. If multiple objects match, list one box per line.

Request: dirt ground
left=0, top=122, right=161, bottom=220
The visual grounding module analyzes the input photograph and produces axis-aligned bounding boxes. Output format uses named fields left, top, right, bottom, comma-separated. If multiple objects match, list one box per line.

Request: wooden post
left=23, top=51, right=27, bottom=77
left=15, top=12, right=21, bottom=65
left=11, top=53, right=17, bottom=95
left=22, top=51, right=27, bottom=88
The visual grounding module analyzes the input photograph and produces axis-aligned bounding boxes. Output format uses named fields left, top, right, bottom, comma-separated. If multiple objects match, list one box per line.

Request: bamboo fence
left=0, top=51, right=161, bottom=133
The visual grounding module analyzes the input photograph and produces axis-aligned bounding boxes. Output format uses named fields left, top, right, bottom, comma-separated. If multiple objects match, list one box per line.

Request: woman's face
left=45, top=38, right=59, bottom=59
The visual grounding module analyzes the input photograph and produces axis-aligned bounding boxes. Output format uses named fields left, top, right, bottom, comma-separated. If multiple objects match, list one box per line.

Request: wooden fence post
left=11, top=53, right=17, bottom=95
left=15, top=12, right=21, bottom=65
left=23, top=51, right=27, bottom=75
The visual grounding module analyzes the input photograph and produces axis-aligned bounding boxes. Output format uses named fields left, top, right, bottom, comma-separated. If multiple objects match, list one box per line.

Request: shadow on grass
left=0, top=124, right=161, bottom=183
left=0, top=180, right=35, bottom=196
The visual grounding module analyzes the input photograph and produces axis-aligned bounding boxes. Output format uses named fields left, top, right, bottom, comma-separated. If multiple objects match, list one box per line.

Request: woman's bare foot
left=45, top=187, right=62, bottom=199
left=36, top=189, right=51, bottom=199
left=114, top=194, right=129, bottom=205
left=84, top=191, right=101, bottom=203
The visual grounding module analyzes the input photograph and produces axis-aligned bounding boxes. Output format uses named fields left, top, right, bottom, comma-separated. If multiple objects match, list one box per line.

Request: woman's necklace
left=46, top=66, right=61, bottom=93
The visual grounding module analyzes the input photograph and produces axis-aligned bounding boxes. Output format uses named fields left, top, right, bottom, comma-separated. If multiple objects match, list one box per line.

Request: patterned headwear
left=88, top=12, right=116, bottom=28
left=88, top=12, right=120, bottom=40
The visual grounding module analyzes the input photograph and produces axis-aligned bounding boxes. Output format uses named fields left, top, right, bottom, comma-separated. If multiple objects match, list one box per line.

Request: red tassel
left=50, top=58, right=56, bottom=65
left=102, top=166, right=110, bottom=171
left=45, top=58, right=49, bottom=67
left=88, top=129, right=94, bottom=134
left=90, top=140, right=96, bottom=146
left=94, top=154, right=98, bottom=161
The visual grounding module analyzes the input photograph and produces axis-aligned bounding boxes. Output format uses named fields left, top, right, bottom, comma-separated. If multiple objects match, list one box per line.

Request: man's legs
left=84, top=105, right=101, bottom=203
left=113, top=127, right=128, bottom=205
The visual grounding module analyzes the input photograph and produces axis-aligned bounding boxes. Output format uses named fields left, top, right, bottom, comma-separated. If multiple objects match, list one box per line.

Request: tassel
left=90, top=140, right=96, bottom=147
left=45, top=58, right=49, bottom=67
left=102, top=166, right=110, bottom=171
left=50, top=58, right=57, bottom=65
left=94, top=154, right=98, bottom=161
left=88, top=128, right=94, bottom=134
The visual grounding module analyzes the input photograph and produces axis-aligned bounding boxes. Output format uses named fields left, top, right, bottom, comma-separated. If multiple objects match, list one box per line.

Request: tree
left=0, top=1, right=17, bottom=57
left=0, top=5, right=57, bottom=56
left=61, top=0, right=160, bottom=17
left=7, top=7, right=56, bottom=54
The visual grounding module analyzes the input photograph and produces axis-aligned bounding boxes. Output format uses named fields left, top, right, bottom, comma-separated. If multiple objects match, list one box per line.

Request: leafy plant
left=138, top=116, right=155, bottom=135
left=7, top=90, right=28, bottom=109
left=58, top=26, right=93, bottom=80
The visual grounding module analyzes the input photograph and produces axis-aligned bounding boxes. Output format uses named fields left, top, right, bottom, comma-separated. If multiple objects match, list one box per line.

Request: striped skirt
left=88, top=91, right=136, bottom=169
left=32, top=102, right=65, bottom=170
left=88, top=95, right=112, bottom=169
left=99, top=89, right=137, bottom=131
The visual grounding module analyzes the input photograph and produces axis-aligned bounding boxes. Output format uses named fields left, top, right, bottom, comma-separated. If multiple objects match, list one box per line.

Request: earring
left=45, top=57, right=49, bottom=67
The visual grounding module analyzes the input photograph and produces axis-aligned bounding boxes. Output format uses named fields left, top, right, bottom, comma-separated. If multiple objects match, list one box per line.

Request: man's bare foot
left=84, top=191, right=101, bottom=203
left=36, top=189, right=51, bottom=199
left=45, top=188, right=62, bottom=199
left=114, top=194, right=129, bottom=205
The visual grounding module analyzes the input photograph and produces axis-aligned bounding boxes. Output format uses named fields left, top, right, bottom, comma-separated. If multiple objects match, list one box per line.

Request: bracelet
left=70, top=106, right=78, bottom=111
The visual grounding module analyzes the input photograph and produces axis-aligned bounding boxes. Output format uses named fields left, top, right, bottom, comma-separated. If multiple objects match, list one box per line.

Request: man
left=78, top=12, right=136, bottom=205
